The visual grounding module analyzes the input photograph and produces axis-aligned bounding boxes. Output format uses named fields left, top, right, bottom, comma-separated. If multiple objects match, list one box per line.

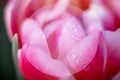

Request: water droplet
left=63, top=27, right=67, bottom=32
left=83, top=66, right=91, bottom=71
left=71, top=35, right=75, bottom=38
left=76, top=25, right=80, bottom=29
left=83, top=65, right=86, bottom=69
left=71, top=34, right=80, bottom=42
left=66, top=22, right=71, bottom=27
left=76, top=59, right=79, bottom=64
left=71, top=54, right=76, bottom=60
left=69, top=53, right=80, bottom=64
left=72, top=26, right=77, bottom=31
left=42, top=35, right=46, bottom=39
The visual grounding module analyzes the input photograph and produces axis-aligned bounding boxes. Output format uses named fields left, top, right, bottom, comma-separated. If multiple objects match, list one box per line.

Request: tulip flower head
left=4, top=0, right=120, bottom=80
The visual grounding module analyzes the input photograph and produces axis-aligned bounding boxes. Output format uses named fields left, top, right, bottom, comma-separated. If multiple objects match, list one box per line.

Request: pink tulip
left=4, top=0, right=120, bottom=80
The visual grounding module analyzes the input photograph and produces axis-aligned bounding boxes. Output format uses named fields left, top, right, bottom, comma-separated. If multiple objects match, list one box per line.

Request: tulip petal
left=102, top=29, right=120, bottom=79
left=102, top=29, right=120, bottom=60
left=44, top=13, right=85, bottom=60
left=21, top=18, right=49, bottom=53
left=20, top=44, right=72, bottom=77
left=57, top=14, right=85, bottom=59
left=66, top=33, right=99, bottom=73
left=82, top=2, right=114, bottom=32
left=112, top=71, right=120, bottom=80
left=32, top=0, right=69, bottom=27
left=108, top=0, right=120, bottom=19
left=4, top=0, right=15, bottom=40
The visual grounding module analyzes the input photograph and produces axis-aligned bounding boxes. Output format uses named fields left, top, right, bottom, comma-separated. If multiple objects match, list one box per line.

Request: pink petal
left=66, top=33, right=99, bottom=73
left=102, top=29, right=120, bottom=59
left=44, top=13, right=85, bottom=60
left=72, top=36, right=107, bottom=80
left=102, top=29, right=120, bottom=79
left=57, top=13, right=85, bottom=59
left=4, top=0, right=15, bottom=40
left=20, top=18, right=49, bottom=52
left=112, top=71, right=120, bottom=80
left=19, top=44, right=72, bottom=78
left=82, top=2, right=114, bottom=32
left=32, top=0, right=69, bottom=27
left=108, top=0, right=120, bottom=19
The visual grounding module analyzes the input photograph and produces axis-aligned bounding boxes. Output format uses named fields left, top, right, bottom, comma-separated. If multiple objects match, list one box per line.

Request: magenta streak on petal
left=66, top=33, right=99, bottom=73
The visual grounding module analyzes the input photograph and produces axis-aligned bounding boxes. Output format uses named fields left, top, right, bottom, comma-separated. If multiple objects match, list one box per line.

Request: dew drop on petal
left=71, top=54, right=76, bottom=60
